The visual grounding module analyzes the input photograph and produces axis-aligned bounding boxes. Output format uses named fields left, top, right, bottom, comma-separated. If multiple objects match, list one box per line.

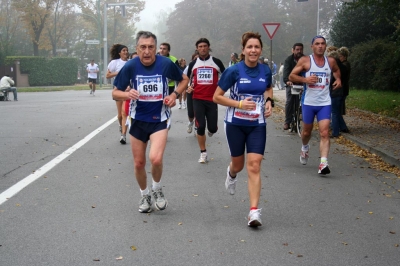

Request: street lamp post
left=77, top=2, right=102, bottom=87
left=298, top=0, right=320, bottom=35
left=103, top=2, right=137, bottom=85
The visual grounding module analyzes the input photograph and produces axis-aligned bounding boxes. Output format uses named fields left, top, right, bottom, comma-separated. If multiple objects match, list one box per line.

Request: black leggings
left=186, top=92, right=194, bottom=119
left=193, top=99, right=218, bottom=136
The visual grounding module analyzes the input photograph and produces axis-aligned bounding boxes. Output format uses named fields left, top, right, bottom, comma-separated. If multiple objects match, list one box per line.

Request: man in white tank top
left=289, top=36, right=341, bottom=175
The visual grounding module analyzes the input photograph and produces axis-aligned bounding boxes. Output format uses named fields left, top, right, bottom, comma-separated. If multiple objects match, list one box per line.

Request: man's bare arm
left=289, top=57, right=319, bottom=85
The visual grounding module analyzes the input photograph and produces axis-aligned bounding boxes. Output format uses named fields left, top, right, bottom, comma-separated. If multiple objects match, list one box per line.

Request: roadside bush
left=349, top=39, right=399, bottom=91
left=4, top=56, right=78, bottom=86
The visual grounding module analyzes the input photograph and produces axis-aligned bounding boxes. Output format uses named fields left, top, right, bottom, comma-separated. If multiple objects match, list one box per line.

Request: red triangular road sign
left=262, top=23, right=281, bottom=40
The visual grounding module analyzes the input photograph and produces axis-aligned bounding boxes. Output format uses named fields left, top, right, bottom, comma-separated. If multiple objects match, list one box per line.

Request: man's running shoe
left=138, top=194, right=152, bottom=213
left=90, top=89, right=92, bottom=94
left=225, top=166, right=237, bottom=195
left=187, top=121, right=194, bottom=133
left=194, top=127, right=198, bottom=137
left=207, top=131, right=214, bottom=137
left=178, top=103, right=182, bottom=109
left=182, top=102, right=186, bottom=109
left=152, top=188, right=168, bottom=211
left=247, top=209, right=262, bottom=227
left=120, top=135, right=126, bottom=144
left=318, top=162, right=331, bottom=175
left=300, top=150, right=309, bottom=165
left=119, top=125, right=122, bottom=133
left=198, top=152, right=207, bottom=163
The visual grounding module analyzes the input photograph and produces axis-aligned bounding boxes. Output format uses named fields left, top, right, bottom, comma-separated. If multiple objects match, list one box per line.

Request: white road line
left=0, top=116, right=117, bottom=205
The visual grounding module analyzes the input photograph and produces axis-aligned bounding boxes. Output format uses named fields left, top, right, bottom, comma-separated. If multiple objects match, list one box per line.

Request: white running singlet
left=303, top=55, right=331, bottom=106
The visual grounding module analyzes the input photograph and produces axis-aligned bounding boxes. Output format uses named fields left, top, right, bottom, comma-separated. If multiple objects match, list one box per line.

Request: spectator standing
left=228, top=52, right=239, bottom=67
left=283, top=43, right=304, bottom=130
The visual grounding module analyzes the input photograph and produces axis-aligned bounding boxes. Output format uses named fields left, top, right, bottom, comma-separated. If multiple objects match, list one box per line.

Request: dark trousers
left=284, top=86, right=295, bottom=124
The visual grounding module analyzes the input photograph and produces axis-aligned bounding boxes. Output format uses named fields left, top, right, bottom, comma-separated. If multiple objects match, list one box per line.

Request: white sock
left=152, top=180, right=161, bottom=191
left=302, top=144, right=309, bottom=151
left=140, top=187, right=149, bottom=196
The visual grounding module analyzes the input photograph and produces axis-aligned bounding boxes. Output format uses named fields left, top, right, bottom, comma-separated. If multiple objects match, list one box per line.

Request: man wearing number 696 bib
left=289, top=35, right=341, bottom=176
left=112, top=31, right=189, bottom=214
left=185, top=38, right=225, bottom=164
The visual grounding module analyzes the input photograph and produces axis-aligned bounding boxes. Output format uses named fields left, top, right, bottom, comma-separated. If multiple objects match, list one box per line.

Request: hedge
left=4, top=56, right=79, bottom=86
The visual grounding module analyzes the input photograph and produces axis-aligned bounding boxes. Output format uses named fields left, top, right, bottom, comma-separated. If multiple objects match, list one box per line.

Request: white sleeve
left=183, top=65, right=189, bottom=76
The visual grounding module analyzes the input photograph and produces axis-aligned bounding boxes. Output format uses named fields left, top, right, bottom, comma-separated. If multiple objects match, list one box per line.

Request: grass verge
left=347, top=89, right=400, bottom=119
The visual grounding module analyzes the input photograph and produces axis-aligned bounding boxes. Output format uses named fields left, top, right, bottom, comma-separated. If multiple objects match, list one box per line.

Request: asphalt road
left=0, top=90, right=399, bottom=266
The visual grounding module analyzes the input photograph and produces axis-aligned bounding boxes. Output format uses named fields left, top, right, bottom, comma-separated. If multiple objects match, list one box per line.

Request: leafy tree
left=12, top=0, right=57, bottom=56
left=164, top=0, right=344, bottom=66
left=330, top=2, right=396, bottom=48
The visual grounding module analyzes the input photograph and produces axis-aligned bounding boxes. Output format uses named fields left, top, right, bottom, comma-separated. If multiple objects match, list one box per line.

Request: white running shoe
left=198, top=152, right=207, bottom=163
left=300, top=150, right=309, bottom=165
left=247, top=209, right=262, bottom=227
left=318, top=162, right=331, bottom=175
left=138, top=194, right=152, bottom=213
left=90, top=89, right=92, bottom=94
left=120, top=135, right=126, bottom=144
left=178, top=103, right=182, bottom=109
left=187, top=121, right=194, bottom=133
left=152, top=188, right=168, bottom=211
left=225, top=166, right=237, bottom=195
left=207, top=131, right=214, bottom=137
left=182, top=102, right=186, bottom=109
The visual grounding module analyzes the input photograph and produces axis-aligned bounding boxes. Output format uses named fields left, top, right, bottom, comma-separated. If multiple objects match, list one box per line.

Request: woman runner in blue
left=213, top=32, right=273, bottom=227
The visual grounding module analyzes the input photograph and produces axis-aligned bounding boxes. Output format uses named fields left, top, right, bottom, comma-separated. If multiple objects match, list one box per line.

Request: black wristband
left=173, top=91, right=180, bottom=98
left=265, top=97, right=274, bottom=107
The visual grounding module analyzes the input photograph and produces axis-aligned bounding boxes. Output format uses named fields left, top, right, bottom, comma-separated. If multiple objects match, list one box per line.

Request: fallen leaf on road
left=368, top=212, right=373, bottom=215
left=130, top=246, right=137, bottom=250
left=178, top=222, right=183, bottom=225
left=116, top=256, right=123, bottom=260
left=297, top=254, right=303, bottom=257
left=389, top=217, right=394, bottom=220
left=93, top=259, right=100, bottom=261
left=193, top=194, right=198, bottom=197
left=389, top=231, right=396, bottom=234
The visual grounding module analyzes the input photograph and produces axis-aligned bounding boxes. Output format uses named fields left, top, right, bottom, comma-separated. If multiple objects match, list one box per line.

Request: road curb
left=274, top=100, right=400, bottom=169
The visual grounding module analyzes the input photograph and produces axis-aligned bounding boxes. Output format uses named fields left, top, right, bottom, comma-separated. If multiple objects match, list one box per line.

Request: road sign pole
left=270, top=40, right=273, bottom=70
left=262, top=23, right=280, bottom=71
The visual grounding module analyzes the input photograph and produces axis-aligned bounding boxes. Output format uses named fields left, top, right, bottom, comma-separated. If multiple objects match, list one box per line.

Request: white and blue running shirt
left=114, top=55, right=183, bottom=123
left=302, top=55, right=332, bottom=106
left=218, top=61, right=272, bottom=126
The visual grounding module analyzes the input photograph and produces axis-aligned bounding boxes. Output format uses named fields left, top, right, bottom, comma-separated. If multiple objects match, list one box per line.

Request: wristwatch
left=265, top=97, right=274, bottom=107
left=173, top=91, right=180, bottom=98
